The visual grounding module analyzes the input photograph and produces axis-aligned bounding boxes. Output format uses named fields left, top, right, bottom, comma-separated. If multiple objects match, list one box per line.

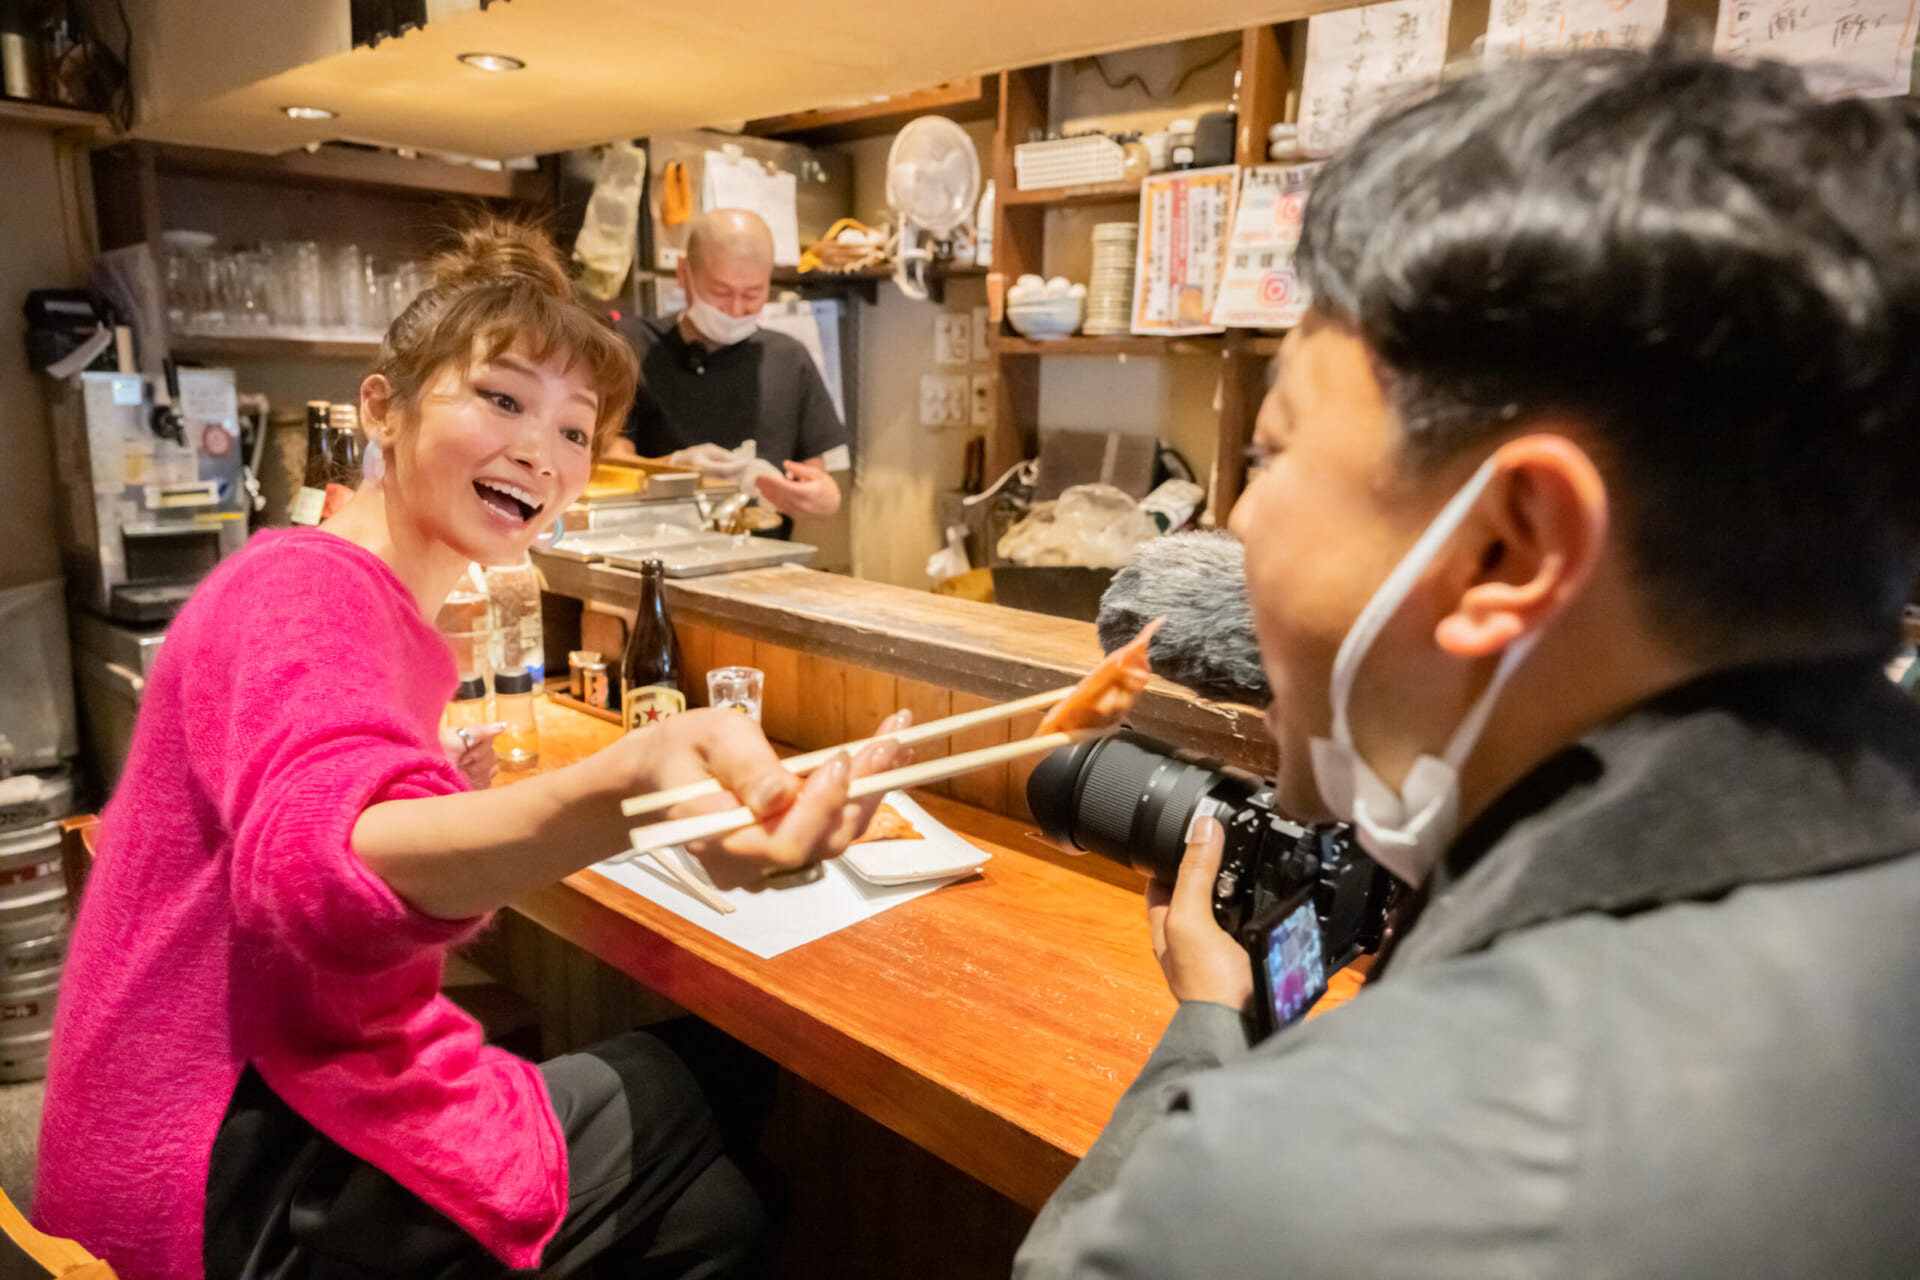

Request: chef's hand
left=754, top=459, right=842, bottom=518
left=441, top=723, right=506, bottom=792
left=641, top=708, right=909, bottom=890
left=1147, top=815, right=1254, bottom=1009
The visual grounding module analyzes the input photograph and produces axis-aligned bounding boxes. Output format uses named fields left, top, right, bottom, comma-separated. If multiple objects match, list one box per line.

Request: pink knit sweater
left=35, top=530, right=566, bottom=1277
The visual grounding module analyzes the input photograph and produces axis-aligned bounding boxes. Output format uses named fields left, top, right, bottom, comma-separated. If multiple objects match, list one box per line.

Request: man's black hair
left=1296, top=49, right=1920, bottom=658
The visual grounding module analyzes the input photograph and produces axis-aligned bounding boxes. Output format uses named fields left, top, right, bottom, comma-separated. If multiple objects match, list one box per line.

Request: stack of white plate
left=1085, top=222, right=1139, bottom=335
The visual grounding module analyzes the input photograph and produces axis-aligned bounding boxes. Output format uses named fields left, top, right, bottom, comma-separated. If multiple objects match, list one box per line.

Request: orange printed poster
left=1130, top=166, right=1239, bottom=337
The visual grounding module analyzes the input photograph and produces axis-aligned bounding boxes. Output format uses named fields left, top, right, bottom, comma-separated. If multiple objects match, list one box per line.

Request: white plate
left=840, top=792, right=990, bottom=886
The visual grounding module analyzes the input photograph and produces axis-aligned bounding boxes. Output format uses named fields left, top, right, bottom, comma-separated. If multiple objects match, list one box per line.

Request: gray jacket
left=1015, top=660, right=1920, bottom=1278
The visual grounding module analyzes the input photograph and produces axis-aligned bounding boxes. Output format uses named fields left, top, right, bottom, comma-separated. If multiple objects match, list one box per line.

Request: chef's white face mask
left=1309, top=457, right=1540, bottom=886
left=685, top=285, right=760, bottom=347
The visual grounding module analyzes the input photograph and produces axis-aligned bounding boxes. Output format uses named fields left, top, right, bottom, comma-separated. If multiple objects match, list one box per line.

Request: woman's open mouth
left=474, top=478, right=544, bottom=526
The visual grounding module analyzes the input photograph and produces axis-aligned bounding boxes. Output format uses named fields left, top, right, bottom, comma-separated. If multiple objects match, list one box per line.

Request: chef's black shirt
left=618, top=313, right=847, bottom=468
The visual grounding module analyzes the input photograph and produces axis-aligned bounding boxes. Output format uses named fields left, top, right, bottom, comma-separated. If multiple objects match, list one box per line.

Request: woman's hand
left=440, top=723, right=506, bottom=792
left=626, top=707, right=910, bottom=890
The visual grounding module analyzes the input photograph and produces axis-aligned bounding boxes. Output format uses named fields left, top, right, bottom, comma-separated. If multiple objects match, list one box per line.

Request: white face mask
left=1308, top=457, right=1540, bottom=886
left=684, top=287, right=760, bottom=347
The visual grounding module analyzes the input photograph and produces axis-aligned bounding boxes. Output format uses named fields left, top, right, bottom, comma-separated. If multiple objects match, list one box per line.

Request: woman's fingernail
left=1185, top=814, right=1222, bottom=844
left=881, top=710, right=913, bottom=733
left=826, top=752, right=851, bottom=783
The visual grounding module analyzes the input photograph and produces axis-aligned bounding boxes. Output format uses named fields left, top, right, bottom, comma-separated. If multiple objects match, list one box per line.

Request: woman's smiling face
left=381, top=343, right=600, bottom=566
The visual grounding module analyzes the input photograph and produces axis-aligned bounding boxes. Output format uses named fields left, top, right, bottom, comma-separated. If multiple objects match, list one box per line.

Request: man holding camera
left=1016, top=47, right=1920, bottom=1278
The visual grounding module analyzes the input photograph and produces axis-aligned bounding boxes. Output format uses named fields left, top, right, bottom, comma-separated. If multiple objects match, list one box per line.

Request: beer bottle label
left=290, top=486, right=326, bottom=526
left=623, top=684, right=687, bottom=730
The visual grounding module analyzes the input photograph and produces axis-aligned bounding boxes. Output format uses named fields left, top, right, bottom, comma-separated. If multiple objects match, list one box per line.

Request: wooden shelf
left=1236, top=333, right=1285, bottom=355
left=771, top=262, right=985, bottom=305
left=743, top=76, right=998, bottom=146
left=0, top=97, right=110, bottom=135
left=996, top=333, right=1224, bottom=358
left=132, top=141, right=548, bottom=201
left=1001, top=178, right=1143, bottom=208
left=170, top=333, right=382, bottom=361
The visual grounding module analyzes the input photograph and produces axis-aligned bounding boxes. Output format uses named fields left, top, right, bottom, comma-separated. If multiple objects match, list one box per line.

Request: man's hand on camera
left=1147, top=815, right=1255, bottom=1009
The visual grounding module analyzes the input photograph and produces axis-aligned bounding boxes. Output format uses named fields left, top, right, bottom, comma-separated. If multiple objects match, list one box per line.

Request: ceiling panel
left=132, top=0, right=1353, bottom=157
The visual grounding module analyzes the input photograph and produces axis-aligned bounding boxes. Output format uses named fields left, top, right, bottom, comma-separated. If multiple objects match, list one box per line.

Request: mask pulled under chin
left=686, top=295, right=759, bottom=347
left=1307, top=456, right=1540, bottom=887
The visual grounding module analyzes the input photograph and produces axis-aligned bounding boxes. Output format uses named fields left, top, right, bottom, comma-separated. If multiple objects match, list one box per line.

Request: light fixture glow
left=458, top=52, right=526, bottom=72
left=280, top=105, right=337, bottom=120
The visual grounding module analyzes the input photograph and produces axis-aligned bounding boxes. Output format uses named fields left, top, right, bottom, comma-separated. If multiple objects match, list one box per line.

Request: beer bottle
left=322, top=402, right=363, bottom=519
left=621, top=559, right=686, bottom=730
left=290, top=401, right=331, bottom=526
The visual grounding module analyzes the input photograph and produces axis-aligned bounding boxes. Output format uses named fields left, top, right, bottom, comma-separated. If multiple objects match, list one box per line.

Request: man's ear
left=1435, top=434, right=1609, bottom=658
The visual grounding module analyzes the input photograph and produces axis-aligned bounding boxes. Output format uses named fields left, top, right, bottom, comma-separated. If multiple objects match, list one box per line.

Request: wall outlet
left=938, top=374, right=970, bottom=427
left=919, top=373, right=949, bottom=428
left=970, top=373, right=995, bottom=428
left=970, top=307, right=991, bottom=361
left=934, top=313, right=971, bottom=367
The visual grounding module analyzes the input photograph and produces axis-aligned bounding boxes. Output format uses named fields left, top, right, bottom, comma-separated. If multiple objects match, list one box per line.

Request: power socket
left=938, top=374, right=969, bottom=427
left=970, top=307, right=991, bottom=361
left=921, top=373, right=969, bottom=428
left=934, top=313, right=971, bottom=367
left=970, top=373, right=994, bottom=428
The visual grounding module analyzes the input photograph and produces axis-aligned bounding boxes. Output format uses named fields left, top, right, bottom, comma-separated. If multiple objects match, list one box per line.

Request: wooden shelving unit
left=0, top=97, right=111, bottom=135
left=744, top=76, right=998, bottom=146
left=995, top=334, right=1225, bottom=358
left=771, top=262, right=986, bottom=305
left=1000, top=178, right=1144, bottom=207
left=170, top=333, right=383, bottom=361
left=986, top=28, right=1296, bottom=515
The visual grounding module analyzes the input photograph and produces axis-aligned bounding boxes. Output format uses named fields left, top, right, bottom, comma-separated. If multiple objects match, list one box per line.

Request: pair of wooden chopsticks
left=614, top=684, right=1095, bottom=865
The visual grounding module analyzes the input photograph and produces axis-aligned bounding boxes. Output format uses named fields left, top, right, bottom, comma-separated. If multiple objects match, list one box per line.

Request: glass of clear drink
left=706, top=666, right=764, bottom=721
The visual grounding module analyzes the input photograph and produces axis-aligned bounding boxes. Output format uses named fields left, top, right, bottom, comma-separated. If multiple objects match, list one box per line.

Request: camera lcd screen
left=1257, top=897, right=1328, bottom=1033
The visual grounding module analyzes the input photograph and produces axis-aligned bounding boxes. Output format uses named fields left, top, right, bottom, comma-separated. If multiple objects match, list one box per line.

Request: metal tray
left=604, top=537, right=816, bottom=579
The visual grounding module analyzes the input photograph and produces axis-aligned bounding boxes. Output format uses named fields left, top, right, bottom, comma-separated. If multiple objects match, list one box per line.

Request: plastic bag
left=925, top=525, right=972, bottom=584
left=996, top=484, right=1159, bottom=568
left=0, top=579, right=78, bottom=768
left=574, top=142, right=647, bottom=301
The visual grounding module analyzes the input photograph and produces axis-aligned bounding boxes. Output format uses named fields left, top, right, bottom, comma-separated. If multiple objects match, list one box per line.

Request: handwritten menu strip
left=1714, top=0, right=1920, bottom=97
left=1486, top=0, right=1668, bottom=61
left=1298, top=0, right=1453, bottom=159
left=1131, top=167, right=1239, bottom=336
left=1211, top=164, right=1325, bottom=330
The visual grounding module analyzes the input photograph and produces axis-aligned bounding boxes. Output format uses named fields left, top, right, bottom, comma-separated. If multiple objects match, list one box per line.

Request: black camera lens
left=1027, top=732, right=1255, bottom=883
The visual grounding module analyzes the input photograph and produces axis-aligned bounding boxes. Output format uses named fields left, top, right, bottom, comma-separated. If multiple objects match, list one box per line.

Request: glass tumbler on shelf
left=706, top=666, right=764, bottom=721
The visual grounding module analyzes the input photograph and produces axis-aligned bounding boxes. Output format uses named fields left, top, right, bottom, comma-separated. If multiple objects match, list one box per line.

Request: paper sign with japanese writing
left=1485, top=0, right=1668, bottom=61
left=1298, top=0, right=1452, bottom=159
left=1211, top=164, right=1325, bottom=330
left=1714, top=0, right=1920, bottom=98
left=1131, top=166, right=1239, bottom=336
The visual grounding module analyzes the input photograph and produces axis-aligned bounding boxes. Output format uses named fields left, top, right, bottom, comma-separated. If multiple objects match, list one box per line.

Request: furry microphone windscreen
left=1096, top=532, right=1272, bottom=707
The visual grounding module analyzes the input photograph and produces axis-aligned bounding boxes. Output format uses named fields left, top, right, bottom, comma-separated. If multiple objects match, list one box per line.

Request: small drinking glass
left=706, top=666, right=764, bottom=721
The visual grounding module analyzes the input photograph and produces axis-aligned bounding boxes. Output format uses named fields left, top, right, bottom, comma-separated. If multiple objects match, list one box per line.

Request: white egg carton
left=1014, top=135, right=1128, bottom=190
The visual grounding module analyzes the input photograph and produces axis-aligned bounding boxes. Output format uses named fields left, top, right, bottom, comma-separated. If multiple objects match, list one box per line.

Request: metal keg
left=0, top=819, right=71, bottom=1082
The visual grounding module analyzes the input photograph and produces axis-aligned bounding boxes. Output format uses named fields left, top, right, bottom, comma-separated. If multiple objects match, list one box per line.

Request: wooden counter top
left=533, top=557, right=1276, bottom=776
left=504, top=700, right=1177, bottom=1211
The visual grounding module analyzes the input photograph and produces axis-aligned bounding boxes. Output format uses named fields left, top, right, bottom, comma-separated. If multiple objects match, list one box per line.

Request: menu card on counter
left=1298, top=0, right=1452, bottom=158
left=1485, top=0, right=1668, bottom=60
left=1130, top=166, right=1239, bottom=336
left=1210, top=164, right=1325, bottom=331
left=1713, top=0, right=1920, bottom=97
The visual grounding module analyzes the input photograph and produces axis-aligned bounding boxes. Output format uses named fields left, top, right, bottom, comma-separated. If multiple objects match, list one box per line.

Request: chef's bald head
left=686, top=209, right=775, bottom=273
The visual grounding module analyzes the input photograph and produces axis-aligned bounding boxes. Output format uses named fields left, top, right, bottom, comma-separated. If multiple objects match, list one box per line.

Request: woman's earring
left=533, top=518, right=565, bottom=550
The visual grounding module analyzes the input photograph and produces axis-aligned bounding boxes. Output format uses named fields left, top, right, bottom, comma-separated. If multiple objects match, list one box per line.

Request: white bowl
left=1007, top=296, right=1084, bottom=339
left=161, top=229, right=217, bottom=254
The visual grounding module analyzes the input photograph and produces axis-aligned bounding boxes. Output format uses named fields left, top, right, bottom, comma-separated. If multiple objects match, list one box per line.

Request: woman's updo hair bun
left=428, top=217, right=576, bottom=299
left=375, top=215, right=638, bottom=456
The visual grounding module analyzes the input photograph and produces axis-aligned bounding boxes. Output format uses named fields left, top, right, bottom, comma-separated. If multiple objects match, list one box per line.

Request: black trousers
left=204, top=1022, right=774, bottom=1279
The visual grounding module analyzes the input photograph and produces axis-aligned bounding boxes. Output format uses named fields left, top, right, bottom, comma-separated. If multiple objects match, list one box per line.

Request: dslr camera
left=1028, top=732, right=1398, bottom=1039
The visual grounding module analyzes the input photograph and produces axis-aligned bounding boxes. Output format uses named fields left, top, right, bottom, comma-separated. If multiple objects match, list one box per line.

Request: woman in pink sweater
left=35, top=221, right=903, bottom=1279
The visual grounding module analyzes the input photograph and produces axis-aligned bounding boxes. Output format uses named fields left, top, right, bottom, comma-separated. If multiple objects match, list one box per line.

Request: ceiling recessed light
left=280, top=105, right=337, bottom=120
left=458, top=52, right=525, bottom=72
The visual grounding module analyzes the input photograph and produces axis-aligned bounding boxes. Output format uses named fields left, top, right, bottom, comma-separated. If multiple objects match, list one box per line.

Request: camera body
left=1027, top=732, right=1398, bottom=1035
